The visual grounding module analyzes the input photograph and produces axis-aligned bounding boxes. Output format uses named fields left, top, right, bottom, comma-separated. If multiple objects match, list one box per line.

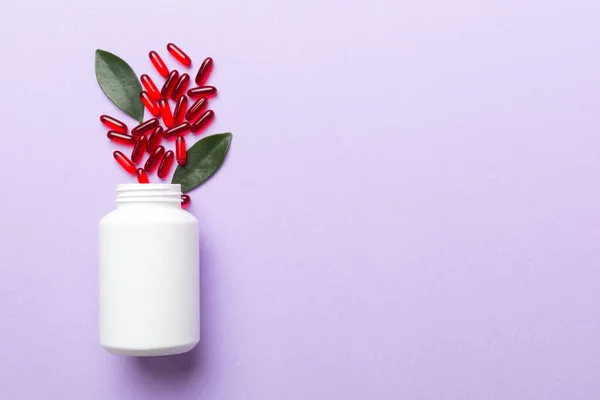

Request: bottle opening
left=116, top=184, right=182, bottom=203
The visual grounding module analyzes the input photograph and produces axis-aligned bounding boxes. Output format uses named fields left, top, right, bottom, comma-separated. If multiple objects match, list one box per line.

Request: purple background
left=1, top=0, right=600, bottom=398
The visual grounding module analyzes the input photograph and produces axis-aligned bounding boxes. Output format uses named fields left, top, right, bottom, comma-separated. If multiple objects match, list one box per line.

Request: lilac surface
left=1, top=0, right=600, bottom=398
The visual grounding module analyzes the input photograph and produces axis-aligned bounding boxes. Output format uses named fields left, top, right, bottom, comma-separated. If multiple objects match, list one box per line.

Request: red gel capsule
left=136, top=168, right=149, bottom=184
left=140, top=91, right=160, bottom=116
left=107, top=131, right=135, bottom=145
left=185, top=97, right=207, bottom=122
left=161, top=70, right=179, bottom=99
left=191, top=110, right=215, bottom=133
left=171, top=73, right=190, bottom=100
left=113, top=151, right=136, bottom=174
left=157, top=150, right=174, bottom=179
left=131, top=135, right=147, bottom=163
left=145, top=145, right=165, bottom=172
left=149, top=51, right=169, bottom=77
left=187, top=86, right=217, bottom=98
left=176, top=136, right=187, bottom=166
left=131, top=118, right=158, bottom=136
left=167, top=43, right=192, bottom=67
left=147, top=126, right=164, bottom=154
left=173, top=96, right=188, bottom=124
left=160, top=99, right=174, bottom=127
left=163, top=122, right=191, bottom=139
left=195, top=57, right=213, bottom=86
left=140, top=74, right=161, bottom=100
left=100, top=115, right=128, bottom=133
left=181, top=194, right=190, bottom=206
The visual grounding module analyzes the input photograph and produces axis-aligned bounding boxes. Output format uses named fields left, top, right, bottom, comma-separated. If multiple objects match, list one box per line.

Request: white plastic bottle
left=99, top=184, right=199, bottom=356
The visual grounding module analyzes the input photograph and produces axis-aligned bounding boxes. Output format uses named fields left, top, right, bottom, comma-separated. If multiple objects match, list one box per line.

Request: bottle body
left=99, top=184, right=199, bottom=356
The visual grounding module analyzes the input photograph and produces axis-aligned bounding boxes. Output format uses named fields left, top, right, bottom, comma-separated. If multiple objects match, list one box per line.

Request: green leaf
left=172, top=133, right=233, bottom=192
left=95, top=49, right=144, bottom=123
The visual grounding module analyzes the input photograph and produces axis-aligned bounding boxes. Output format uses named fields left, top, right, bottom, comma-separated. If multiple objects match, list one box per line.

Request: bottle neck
left=115, top=184, right=182, bottom=208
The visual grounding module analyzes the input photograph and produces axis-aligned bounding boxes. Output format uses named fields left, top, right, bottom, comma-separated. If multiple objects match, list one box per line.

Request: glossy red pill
left=176, top=136, right=187, bottom=166
left=131, top=136, right=147, bottom=163
left=163, top=122, right=191, bottom=139
left=191, top=110, right=214, bottom=133
left=107, top=131, right=135, bottom=145
left=171, top=73, right=190, bottom=100
left=185, top=97, right=207, bottom=122
left=161, top=70, right=179, bottom=99
left=136, top=168, right=149, bottom=184
left=131, top=118, right=159, bottom=136
left=147, top=126, right=164, bottom=154
left=195, top=57, right=213, bottom=86
left=167, top=43, right=192, bottom=67
left=181, top=194, right=190, bottom=206
left=100, top=115, right=128, bottom=133
left=187, top=86, right=217, bottom=98
left=141, top=91, right=160, bottom=116
left=149, top=51, right=169, bottom=77
left=140, top=74, right=161, bottom=100
left=113, top=151, right=136, bottom=174
left=173, top=96, right=188, bottom=124
left=158, top=150, right=174, bottom=179
left=145, top=145, right=165, bottom=172
left=160, top=99, right=174, bottom=127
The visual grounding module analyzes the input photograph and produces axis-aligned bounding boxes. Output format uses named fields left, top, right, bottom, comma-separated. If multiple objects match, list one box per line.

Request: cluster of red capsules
left=101, top=43, right=217, bottom=206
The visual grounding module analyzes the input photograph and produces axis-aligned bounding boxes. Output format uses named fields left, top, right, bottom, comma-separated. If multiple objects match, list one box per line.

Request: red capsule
left=131, top=136, right=147, bottom=163
left=149, top=51, right=169, bottom=77
left=171, top=73, right=190, bottom=100
left=187, top=86, right=217, bottom=98
left=131, top=118, right=159, bottom=136
left=167, top=43, right=192, bottom=67
left=173, top=96, right=188, bottom=124
left=176, top=136, right=187, bottom=166
left=181, top=194, right=190, bottom=206
left=195, top=57, right=213, bottom=86
left=159, top=99, right=174, bottom=127
left=113, top=151, right=136, bottom=174
left=141, top=91, right=160, bottom=116
left=191, top=110, right=215, bottom=133
left=161, top=70, right=179, bottom=99
left=147, top=126, right=164, bottom=154
left=163, top=122, right=191, bottom=139
left=140, top=74, right=161, bottom=100
left=185, top=97, right=207, bottom=122
left=107, top=131, right=135, bottom=145
left=100, top=115, right=128, bottom=133
left=136, top=168, right=149, bottom=184
left=145, top=145, right=165, bottom=172
left=157, top=150, right=174, bottom=179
